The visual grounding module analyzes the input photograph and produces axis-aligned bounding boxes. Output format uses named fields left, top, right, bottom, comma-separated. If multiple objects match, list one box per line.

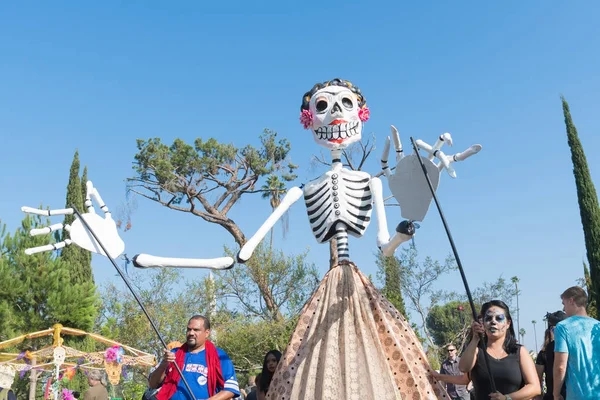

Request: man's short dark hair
left=545, top=310, right=567, bottom=327
left=189, top=315, right=211, bottom=330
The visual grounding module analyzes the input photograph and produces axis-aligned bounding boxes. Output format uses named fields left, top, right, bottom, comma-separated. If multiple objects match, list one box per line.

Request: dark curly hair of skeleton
left=300, top=78, right=367, bottom=111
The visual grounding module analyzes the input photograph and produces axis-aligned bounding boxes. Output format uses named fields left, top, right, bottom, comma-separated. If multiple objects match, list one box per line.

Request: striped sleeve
left=218, top=348, right=240, bottom=397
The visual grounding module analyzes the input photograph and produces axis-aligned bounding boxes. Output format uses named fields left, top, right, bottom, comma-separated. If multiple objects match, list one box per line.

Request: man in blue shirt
left=149, top=315, right=240, bottom=400
left=553, top=286, right=600, bottom=400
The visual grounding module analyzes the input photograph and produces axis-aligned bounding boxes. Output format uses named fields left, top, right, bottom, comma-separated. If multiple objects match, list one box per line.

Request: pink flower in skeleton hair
left=300, top=109, right=313, bottom=129
left=358, top=106, right=370, bottom=122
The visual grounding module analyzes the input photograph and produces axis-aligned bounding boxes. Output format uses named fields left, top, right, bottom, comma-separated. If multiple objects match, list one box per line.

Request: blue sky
left=1, top=1, right=600, bottom=353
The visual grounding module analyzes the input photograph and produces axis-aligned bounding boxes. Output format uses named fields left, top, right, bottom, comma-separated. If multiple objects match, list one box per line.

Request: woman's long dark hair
left=259, top=350, right=282, bottom=393
left=480, top=300, right=519, bottom=354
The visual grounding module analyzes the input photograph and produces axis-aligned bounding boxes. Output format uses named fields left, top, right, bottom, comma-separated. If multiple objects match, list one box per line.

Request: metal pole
left=408, top=138, right=497, bottom=393
left=73, top=208, right=197, bottom=400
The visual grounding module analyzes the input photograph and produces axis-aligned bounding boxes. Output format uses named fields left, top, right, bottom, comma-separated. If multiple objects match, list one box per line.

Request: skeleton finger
left=391, top=125, right=404, bottom=162
left=427, top=133, right=453, bottom=161
left=435, top=150, right=457, bottom=178
left=30, top=223, right=69, bottom=236
left=450, top=144, right=482, bottom=162
left=21, top=206, right=73, bottom=216
left=381, top=136, right=392, bottom=178
left=24, top=239, right=72, bottom=255
left=85, top=181, right=112, bottom=216
left=132, top=254, right=235, bottom=270
left=84, top=181, right=95, bottom=214
left=415, top=139, right=433, bottom=155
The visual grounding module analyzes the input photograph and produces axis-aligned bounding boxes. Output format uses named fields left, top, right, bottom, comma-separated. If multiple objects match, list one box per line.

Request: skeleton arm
left=370, top=177, right=413, bottom=257
left=237, top=186, right=304, bottom=263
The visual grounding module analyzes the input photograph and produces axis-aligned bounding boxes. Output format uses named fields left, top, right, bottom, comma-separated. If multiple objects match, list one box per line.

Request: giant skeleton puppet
left=21, top=78, right=481, bottom=400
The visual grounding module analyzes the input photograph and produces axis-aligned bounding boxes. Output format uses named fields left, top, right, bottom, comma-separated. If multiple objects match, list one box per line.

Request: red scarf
left=156, top=341, right=224, bottom=400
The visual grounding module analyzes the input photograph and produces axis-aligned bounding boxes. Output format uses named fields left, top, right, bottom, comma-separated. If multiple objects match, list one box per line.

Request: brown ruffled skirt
left=267, top=262, right=448, bottom=400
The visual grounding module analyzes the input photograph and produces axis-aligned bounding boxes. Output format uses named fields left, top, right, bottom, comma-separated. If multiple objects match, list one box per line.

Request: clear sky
left=1, top=1, right=600, bottom=354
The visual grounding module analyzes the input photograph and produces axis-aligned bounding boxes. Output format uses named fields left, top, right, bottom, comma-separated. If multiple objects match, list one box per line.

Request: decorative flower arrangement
left=104, top=345, right=124, bottom=364
left=62, top=388, right=75, bottom=400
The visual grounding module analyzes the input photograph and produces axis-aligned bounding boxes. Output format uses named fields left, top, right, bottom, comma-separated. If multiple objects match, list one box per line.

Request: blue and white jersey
left=170, top=347, right=240, bottom=400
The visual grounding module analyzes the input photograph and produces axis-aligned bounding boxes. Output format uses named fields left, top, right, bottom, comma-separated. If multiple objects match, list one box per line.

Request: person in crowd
left=245, top=373, right=260, bottom=400
left=84, top=369, right=109, bottom=400
left=257, top=350, right=281, bottom=400
left=432, top=344, right=470, bottom=400
left=553, top=286, right=600, bottom=400
left=149, top=315, right=240, bottom=400
left=535, top=311, right=566, bottom=400
left=459, top=300, right=540, bottom=400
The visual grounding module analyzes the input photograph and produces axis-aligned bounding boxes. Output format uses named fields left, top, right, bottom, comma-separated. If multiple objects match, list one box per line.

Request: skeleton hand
left=21, top=181, right=125, bottom=259
left=381, top=127, right=481, bottom=222
left=414, top=133, right=481, bottom=178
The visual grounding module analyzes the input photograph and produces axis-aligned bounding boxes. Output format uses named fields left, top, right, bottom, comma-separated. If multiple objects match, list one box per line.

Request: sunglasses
left=483, top=314, right=507, bottom=323
left=447, top=348, right=457, bottom=352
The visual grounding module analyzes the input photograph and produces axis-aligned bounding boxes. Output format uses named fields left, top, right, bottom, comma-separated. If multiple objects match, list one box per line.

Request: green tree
left=2, top=214, right=98, bottom=332
left=220, top=243, right=319, bottom=322
left=425, top=301, right=470, bottom=348
left=128, top=130, right=298, bottom=317
left=375, top=252, right=408, bottom=317
left=80, top=165, right=92, bottom=267
left=0, top=214, right=99, bottom=399
left=60, top=151, right=94, bottom=285
left=580, top=262, right=597, bottom=318
left=562, top=97, right=600, bottom=313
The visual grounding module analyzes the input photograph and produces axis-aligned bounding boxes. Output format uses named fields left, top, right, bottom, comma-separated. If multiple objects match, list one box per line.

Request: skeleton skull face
left=53, top=346, right=66, bottom=366
left=308, top=86, right=363, bottom=150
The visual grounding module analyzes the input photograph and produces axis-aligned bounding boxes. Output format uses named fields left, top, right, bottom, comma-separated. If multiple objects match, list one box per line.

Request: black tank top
left=471, top=345, right=523, bottom=400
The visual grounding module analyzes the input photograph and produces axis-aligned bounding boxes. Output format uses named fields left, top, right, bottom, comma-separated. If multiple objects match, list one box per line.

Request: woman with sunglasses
left=459, top=300, right=540, bottom=400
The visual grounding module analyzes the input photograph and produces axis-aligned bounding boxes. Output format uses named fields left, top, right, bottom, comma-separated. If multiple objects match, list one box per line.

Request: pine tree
left=1, top=214, right=98, bottom=331
left=562, top=97, right=600, bottom=314
left=61, top=151, right=94, bottom=284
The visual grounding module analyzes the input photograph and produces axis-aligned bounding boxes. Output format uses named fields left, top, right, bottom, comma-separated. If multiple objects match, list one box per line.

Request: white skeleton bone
left=381, top=127, right=481, bottom=222
left=21, top=181, right=235, bottom=269
left=22, top=181, right=125, bottom=258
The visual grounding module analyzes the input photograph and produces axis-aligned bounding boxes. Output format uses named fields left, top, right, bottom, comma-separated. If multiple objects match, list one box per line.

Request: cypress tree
left=80, top=165, right=92, bottom=267
left=376, top=252, right=409, bottom=317
left=562, top=97, right=600, bottom=313
left=583, top=262, right=597, bottom=318
left=61, top=151, right=94, bottom=284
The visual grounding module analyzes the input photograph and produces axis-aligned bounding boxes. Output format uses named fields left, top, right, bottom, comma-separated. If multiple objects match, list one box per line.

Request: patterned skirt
left=267, top=261, right=448, bottom=400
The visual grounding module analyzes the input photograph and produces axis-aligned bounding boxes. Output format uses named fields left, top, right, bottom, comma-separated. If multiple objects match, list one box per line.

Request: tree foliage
left=128, top=130, right=297, bottom=246
left=425, top=300, right=471, bottom=349
left=562, top=97, right=600, bottom=314
left=581, top=262, right=598, bottom=319
left=394, top=244, right=457, bottom=347
left=375, top=252, right=408, bottom=317
left=60, top=151, right=94, bottom=285
left=0, top=214, right=98, bottom=337
left=220, top=243, right=319, bottom=322
left=128, top=131, right=299, bottom=319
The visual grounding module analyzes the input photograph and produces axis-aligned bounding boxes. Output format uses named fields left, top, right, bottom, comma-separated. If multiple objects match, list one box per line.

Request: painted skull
left=302, top=79, right=368, bottom=150
left=0, top=364, right=15, bottom=389
left=53, top=346, right=66, bottom=366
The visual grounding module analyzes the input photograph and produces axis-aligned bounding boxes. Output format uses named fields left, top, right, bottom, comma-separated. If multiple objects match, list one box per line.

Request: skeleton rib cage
left=303, top=165, right=373, bottom=245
